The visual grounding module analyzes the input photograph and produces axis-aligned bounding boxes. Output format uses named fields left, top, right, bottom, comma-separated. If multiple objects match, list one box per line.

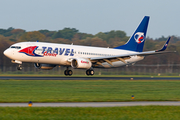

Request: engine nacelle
left=71, top=58, right=92, bottom=69
left=34, top=63, right=56, bottom=70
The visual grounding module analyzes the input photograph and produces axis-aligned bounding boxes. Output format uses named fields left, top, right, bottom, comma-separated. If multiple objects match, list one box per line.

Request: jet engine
left=34, top=63, right=56, bottom=70
left=71, top=58, right=92, bottom=69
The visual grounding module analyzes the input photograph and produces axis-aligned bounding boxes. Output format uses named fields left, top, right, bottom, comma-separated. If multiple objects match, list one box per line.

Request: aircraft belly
left=95, top=61, right=126, bottom=68
left=112, top=61, right=126, bottom=67
left=31, top=56, right=64, bottom=64
left=94, top=56, right=144, bottom=68
left=126, top=56, right=144, bottom=63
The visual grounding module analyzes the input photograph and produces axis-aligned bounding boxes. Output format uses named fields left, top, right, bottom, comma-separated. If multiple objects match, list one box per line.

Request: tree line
left=0, top=27, right=179, bottom=69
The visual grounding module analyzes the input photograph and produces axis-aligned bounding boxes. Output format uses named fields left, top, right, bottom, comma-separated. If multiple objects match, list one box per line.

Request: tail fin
left=114, top=16, right=150, bottom=52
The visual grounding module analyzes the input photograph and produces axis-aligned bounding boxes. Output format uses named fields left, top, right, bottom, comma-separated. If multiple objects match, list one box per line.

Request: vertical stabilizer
left=114, top=16, right=149, bottom=52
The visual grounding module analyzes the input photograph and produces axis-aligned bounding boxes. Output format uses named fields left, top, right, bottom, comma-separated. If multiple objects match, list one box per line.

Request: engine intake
left=71, top=58, right=92, bottom=69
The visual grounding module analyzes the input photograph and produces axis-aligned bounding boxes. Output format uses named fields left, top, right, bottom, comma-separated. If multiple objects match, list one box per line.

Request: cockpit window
left=10, top=46, right=21, bottom=49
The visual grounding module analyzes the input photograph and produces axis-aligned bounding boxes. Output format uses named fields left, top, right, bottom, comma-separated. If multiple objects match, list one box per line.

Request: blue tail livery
left=155, top=37, right=171, bottom=52
left=114, top=16, right=150, bottom=52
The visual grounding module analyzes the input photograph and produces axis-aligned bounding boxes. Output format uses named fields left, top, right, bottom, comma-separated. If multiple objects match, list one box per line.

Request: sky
left=0, top=0, right=180, bottom=39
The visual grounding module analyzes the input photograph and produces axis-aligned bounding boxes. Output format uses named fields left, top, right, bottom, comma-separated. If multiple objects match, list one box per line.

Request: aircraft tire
left=64, top=70, right=73, bottom=76
left=90, top=70, right=94, bottom=75
left=68, top=70, right=73, bottom=76
left=86, top=70, right=90, bottom=76
left=17, top=65, right=22, bottom=70
left=86, top=69, right=94, bottom=76
left=64, top=70, right=68, bottom=76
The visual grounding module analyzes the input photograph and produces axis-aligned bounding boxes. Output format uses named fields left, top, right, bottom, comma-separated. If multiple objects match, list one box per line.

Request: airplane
left=3, top=16, right=173, bottom=76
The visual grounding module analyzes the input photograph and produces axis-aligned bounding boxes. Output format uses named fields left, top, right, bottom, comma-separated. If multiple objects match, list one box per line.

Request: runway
left=0, top=102, right=180, bottom=107
left=0, top=76, right=180, bottom=80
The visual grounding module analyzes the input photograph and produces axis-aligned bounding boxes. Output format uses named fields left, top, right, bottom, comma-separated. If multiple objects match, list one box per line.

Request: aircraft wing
left=90, top=37, right=175, bottom=66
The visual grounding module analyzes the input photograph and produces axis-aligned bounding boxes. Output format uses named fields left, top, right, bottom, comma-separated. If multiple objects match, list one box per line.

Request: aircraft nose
left=3, top=49, right=11, bottom=58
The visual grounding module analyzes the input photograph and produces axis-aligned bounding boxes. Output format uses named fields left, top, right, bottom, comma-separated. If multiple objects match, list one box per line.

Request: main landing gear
left=64, top=67, right=73, bottom=76
left=17, top=64, right=22, bottom=70
left=86, top=69, right=94, bottom=76
left=64, top=67, right=94, bottom=76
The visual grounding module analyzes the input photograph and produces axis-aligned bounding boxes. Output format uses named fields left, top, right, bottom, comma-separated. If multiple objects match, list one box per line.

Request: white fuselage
left=4, top=42, right=144, bottom=68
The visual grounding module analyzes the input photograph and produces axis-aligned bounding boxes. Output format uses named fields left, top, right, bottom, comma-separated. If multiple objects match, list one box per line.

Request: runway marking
left=1, top=102, right=180, bottom=107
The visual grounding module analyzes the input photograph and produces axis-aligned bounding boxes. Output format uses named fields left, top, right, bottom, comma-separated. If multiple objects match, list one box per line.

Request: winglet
left=155, top=37, right=171, bottom=52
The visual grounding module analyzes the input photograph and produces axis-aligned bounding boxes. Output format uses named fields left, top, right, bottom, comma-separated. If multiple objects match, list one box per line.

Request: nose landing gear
left=17, top=64, right=22, bottom=70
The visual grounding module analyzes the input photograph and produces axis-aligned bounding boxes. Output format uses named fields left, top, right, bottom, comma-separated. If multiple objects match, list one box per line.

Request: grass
left=0, top=80, right=180, bottom=102
left=0, top=80, right=180, bottom=120
left=0, top=106, right=180, bottom=120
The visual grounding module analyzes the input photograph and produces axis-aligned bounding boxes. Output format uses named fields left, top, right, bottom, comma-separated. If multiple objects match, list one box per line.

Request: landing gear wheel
left=64, top=70, right=73, bottom=76
left=86, top=69, right=94, bottom=76
left=86, top=70, right=90, bottom=75
left=17, top=64, right=22, bottom=70
left=90, top=70, right=94, bottom=75
left=68, top=70, right=73, bottom=76
left=64, top=70, right=68, bottom=76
